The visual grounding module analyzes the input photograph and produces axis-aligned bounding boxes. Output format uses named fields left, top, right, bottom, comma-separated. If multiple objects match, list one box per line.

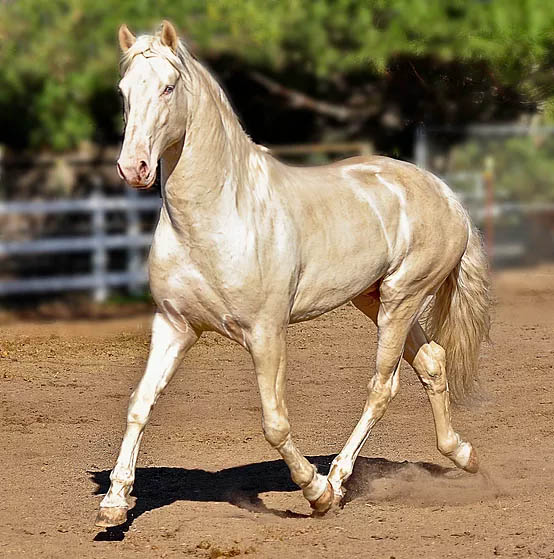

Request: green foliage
left=449, top=134, right=554, bottom=202
left=2, top=0, right=554, bottom=150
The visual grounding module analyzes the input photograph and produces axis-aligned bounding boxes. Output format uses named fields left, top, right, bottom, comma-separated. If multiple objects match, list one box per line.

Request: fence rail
left=0, top=272, right=148, bottom=297
left=0, top=197, right=161, bottom=215
left=0, top=190, right=161, bottom=300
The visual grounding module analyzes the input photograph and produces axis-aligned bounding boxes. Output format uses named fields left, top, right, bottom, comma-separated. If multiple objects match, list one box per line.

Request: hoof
left=463, top=446, right=479, bottom=474
left=95, top=506, right=128, bottom=528
left=309, top=481, right=334, bottom=515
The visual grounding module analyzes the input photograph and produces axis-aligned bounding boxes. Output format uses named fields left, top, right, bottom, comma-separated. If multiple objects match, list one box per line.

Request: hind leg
left=327, top=293, right=421, bottom=500
left=351, top=294, right=478, bottom=474
left=404, top=323, right=478, bottom=473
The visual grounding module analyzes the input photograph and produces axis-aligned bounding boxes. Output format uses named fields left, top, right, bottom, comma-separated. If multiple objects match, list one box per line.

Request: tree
left=1, top=0, right=554, bottom=151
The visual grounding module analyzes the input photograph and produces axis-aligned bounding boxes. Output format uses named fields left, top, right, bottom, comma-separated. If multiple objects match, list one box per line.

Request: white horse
left=96, top=21, right=490, bottom=527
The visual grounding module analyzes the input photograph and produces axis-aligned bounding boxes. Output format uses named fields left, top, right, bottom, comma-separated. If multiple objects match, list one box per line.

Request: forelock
left=119, top=33, right=194, bottom=82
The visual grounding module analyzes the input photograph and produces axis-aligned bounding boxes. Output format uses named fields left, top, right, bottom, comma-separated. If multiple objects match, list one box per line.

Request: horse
left=95, top=21, right=490, bottom=527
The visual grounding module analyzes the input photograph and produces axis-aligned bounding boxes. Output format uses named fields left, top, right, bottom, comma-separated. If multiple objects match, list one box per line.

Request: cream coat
left=96, top=22, right=490, bottom=528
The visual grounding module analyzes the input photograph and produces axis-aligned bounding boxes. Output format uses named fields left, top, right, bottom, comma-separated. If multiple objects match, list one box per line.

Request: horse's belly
left=290, top=250, right=387, bottom=323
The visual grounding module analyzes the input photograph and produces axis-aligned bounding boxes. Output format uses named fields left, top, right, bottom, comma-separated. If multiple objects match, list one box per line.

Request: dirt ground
left=1, top=265, right=553, bottom=558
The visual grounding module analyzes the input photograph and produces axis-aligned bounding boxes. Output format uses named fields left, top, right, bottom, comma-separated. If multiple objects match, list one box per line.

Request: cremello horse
left=96, top=21, right=490, bottom=527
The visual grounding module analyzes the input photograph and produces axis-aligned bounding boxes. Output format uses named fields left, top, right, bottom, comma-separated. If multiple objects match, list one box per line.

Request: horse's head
left=116, top=21, right=188, bottom=189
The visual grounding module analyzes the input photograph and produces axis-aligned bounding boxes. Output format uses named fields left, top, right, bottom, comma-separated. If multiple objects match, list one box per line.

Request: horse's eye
left=163, top=85, right=175, bottom=95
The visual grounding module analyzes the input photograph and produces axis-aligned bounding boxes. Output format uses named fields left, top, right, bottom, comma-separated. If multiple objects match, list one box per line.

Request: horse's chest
left=148, top=224, right=278, bottom=332
left=150, top=242, right=225, bottom=304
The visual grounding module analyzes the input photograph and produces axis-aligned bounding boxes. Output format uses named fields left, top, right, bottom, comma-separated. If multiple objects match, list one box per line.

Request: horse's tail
left=424, top=225, right=491, bottom=403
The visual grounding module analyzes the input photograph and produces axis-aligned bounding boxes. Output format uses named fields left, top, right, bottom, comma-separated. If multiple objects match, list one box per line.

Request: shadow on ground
left=90, top=455, right=455, bottom=541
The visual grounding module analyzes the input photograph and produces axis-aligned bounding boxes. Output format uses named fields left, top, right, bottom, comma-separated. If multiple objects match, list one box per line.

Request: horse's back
left=324, top=154, right=469, bottom=263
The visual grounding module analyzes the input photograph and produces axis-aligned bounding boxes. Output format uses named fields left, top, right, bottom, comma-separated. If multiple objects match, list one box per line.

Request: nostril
left=117, top=162, right=126, bottom=181
left=138, top=160, right=149, bottom=179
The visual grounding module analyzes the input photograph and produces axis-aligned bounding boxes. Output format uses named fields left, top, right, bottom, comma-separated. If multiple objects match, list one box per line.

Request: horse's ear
left=161, top=20, right=179, bottom=52
left=119, top=24, right=136, bottom=52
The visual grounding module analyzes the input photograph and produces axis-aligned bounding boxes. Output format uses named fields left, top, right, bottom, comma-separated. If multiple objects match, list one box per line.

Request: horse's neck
left=161, top=63, right=260, bottom=225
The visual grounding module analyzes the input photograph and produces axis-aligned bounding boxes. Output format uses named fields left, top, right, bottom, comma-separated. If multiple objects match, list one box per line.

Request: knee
left=127, top=410, right=148, bottom=425
left=368, top=372, right=397, bottom=411
left=262, top=416, right=290, bottom=448
left=414, top=342, right=446, bottom=392
left=127, top=392, right=152, bottom=425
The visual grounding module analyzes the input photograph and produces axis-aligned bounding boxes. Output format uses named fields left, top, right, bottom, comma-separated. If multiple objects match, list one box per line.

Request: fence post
left=483, top=156, right=495, bottom=266
left=91, top=187, right=108, bottom=302
left=359, top=142, right=372, bottom=156
left=126, top=187, right=142, bottom=295
left=414, top=125, right=428, bottom=168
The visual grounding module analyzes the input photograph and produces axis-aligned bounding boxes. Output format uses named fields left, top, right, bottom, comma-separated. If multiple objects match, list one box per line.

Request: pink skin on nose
left=117, top=158, right=155, bottom=188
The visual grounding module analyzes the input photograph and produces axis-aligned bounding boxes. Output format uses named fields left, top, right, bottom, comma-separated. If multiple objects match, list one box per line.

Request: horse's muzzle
left=117, top=160, right=156, bottom=189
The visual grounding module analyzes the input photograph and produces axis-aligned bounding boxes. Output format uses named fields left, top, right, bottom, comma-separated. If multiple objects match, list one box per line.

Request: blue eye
left=163, top=85, right=175, bottom=95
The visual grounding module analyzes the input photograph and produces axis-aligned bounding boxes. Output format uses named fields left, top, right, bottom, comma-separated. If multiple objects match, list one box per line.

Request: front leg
left=249, top=328, right=334, bottom=513
left=95, top=312, right=198, bottom=527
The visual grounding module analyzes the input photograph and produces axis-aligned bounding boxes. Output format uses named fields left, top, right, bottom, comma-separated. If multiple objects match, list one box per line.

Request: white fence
left=0, top=190, right=161, bottom=301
